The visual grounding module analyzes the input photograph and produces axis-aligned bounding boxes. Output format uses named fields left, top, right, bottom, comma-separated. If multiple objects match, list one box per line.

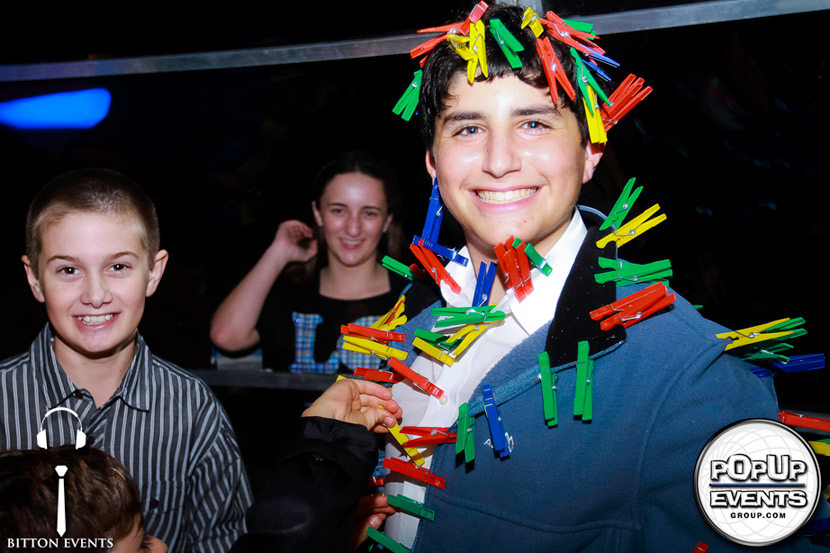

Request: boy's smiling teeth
left=77, top=314, right=114, bottom=325
left=477, top=188, right=537, bottom=204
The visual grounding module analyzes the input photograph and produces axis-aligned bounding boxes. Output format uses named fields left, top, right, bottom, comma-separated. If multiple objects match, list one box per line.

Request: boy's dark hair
left=0, top=445, right=142, bottom=550
left=419, top=3, right=594, bottom=148
left=25, top=168, right=160, bottom=272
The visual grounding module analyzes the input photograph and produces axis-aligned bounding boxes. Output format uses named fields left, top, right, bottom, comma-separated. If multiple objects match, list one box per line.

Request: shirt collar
left=34, top=324, right=151, bottom=412
left=440, top=210, right=587, bottom=335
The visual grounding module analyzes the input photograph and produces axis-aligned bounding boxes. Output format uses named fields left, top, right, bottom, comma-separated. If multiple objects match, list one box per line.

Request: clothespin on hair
left=466, top=20, right=489, bottom=84
left=392, top=70, right=422, bottom=121
left=583, top=84, right=608, bottom=144
left=400, top=426, right=456, bottom=447
left=573, top=341, right=594, bottom=421
left=601, top=74, right=653, bottom=131
left=570, top=48, right=611, bottom=113
left=388, top=358, right=447, bottom=402
left=489, top=18, right=524, bottom=69
left=594, top=258, right=672, bottom=287
left=383, top=456, right=446, bottom=489
left=473, top=261, right=498, bottom=306
left=779, top=411, right=830, bottom=433
left=366, top=527, right=411, bottom=553
left=589, top=282, right=676, bottom=331
left=456, top=402, right=476, bottom=463
left=538, top=352, right=558, bottom=427
left=521, top=7, right=545, bottom=37
left=386, top=494, right=436, bottom=521
left=536, top=37, right=575, bottom=103
left=482, top=384, right=510, bottom=458
left=596, top=204, right=667, bottom=249
left=600, top=177, right=643, bottom=231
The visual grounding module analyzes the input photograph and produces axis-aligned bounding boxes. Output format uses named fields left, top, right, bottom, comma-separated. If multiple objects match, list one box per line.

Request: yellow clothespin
left=596, top=204, right=666, bottom=248
left=583, top=85, right=608, bottom=144
left=521, top=7, right=545, bottom=37
left=716, top=318, right=795, bottom=351
left=372, top=296, right=406, bottom=330
left=466, top=20, right=488, bottom=84
left=381, top=405, right=425, bottom=466
left=343, top=336, right=408, bottom=361
left=809, top=440, right=830, bottom=457
left=413, top=337, right=456, bottom=366
left=446, top=323, right=489, bottom=357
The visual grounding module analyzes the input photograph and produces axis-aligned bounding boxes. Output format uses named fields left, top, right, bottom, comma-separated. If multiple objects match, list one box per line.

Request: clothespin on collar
left=589, top=282, right=676, bottom=331
left=482, top=384, right=510, bottom=458
left=495, top=238, right=533, bottom=301
left=409, top=242, right=462, bottom=294
left=600, top=177, right=642, bottom=231
left=413, top=236, right=469, bottom=267
left=386, top=494, right=436, bottom=521
left=594, top=257, right=672, bottom=287
left=521, top=7, right=545, bottom=37
left=392, top=70, right=422, bottom=122
left=383, top=456, right=446, bottom=489
left=574, top=341, right=594, bottom=422
left=456, top=402, right=476, bottom=463
left=512, top=237, right=552, bottom=276
left=596, top=203, right=667, bottom=249
left=538, top=351, right=558, bottom=427
left=473, top=261, right=498, bottom=307
left=400, top=426, right=457, bottom=447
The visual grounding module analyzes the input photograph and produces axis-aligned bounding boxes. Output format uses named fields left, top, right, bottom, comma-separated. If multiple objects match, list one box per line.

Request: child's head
left=0, top=445, right=167, bottom=552
left=22, top=169, right=168, bottom=363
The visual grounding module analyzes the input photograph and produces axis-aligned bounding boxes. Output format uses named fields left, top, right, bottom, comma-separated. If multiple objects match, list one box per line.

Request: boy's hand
left=270, top=220, right=317, bottom=264
left=302, top=378, right=401, bottom=433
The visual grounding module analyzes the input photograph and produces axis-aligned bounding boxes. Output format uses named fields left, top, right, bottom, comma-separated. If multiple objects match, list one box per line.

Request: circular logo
left=694, top=419, right=822, bottom=546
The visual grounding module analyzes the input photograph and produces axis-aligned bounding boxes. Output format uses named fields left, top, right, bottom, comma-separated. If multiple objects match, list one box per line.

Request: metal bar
left=0, top=0, right=826, bottom=82
left=186, top=369, right=336, bottom=391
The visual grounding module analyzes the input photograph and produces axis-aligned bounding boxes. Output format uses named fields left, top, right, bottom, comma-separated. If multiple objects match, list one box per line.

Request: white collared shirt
left=384, top=211, right=587, bottom=547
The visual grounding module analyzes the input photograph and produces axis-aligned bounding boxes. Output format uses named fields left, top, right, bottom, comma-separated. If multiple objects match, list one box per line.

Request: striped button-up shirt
left=0, top=325, right=253, bottom=552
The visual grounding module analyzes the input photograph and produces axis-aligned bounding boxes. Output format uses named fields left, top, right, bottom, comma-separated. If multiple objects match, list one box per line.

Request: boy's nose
left=81, top=274, right=113, bottom=308
left=482, top=131, right=521, bottom=178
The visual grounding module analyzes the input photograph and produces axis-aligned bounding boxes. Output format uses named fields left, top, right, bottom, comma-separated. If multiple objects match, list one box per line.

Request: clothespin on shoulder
left=473, top=261, right=498, bottom=307
left=383, top=456, right=446, bottom=489
left=482, top=384, right=510, bottom=458
left=589, top=282, right=676, bottom=331
left=773, top=353, right=825, bottom=374
left=392, top=70, right=422, bottom=122
left=594, top=257, right=672, bottom=287
left=386, top=494, right=436, bottom=521
left=693, top=543, right=709, bottom=553
left=400, top=426, right=457, bottom=447
left=538, top=352, right=558, bottom=427
left=716, top=318, right=802, bottom=351
left=779, top=411, right=830, bottom=433
left=456, top=402, right=476, bottom=463
left=600, top=177, right=642, bottom=231
left=596, top=204, right=667, bottom=249
left=573, top=341, right=594, bottom=421
left=489, top=18, right=524, bottom=69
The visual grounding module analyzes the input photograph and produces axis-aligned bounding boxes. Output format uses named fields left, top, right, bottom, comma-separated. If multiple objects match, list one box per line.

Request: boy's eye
left=457, top=125, right=480, bottom=136
left=112, top=263, right=126, bottom=271
left=524, top=120, right=549, bottom=131
left=58, top=267, right=77, bottom=275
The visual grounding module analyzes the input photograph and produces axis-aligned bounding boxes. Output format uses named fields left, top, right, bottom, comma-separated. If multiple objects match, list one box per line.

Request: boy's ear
left=22, top=255, right=45, bottom=303
left=145, top=250, right=169, bottom=297
left=311, top=201, right=324, bottom=227
left=582, top=141, right=605, bottom=184
left=425, top=149, right=438, bottom=180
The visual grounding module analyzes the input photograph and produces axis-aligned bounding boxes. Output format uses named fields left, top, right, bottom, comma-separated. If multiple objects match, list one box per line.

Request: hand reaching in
left=302, top=377, right=402, bottom=433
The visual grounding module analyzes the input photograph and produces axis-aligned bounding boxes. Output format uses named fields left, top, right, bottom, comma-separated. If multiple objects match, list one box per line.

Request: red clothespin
left=354, top=367, right=404, bottom=383
left=341, top=323, right=405, bottom=343
left=415, top=2, right=488, bottom=39
left=400, top=426, right=457, bottom=446
left=693, top=543, right=709, bottom=553
left=383, top=457, right=446, bottom=489
left=779, top=411, right=830, bottom=433
left=515, top=242, right=534, bottom=296
left=601, top=74, right=652, bottom=131
left=410, top=34, right=449, bottom=61
left=388, top=358, right=446, bottom=401
left=535, top=37, right=576, bottom=103
left=369, top=476, right=385, bottom=487
left=589, top=282, right=676, bottom=330
left=495, top=240, right=529, bottom=301
left=409, top=243, right=462, bottom=294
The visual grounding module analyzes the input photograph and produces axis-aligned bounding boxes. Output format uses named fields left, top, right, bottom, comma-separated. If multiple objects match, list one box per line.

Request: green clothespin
left=489, top=18, right=524, bottom=69
left=599, top=177, right=642, bottom=231
left=511, top=238, right=553, bottom=276
left=538, top=352, right=558, bottom=427
left=456, top=402, right=475, bottom=463
left=414, top=328, right=453, bottom=351
left=432, top=306, right=505, bottom=328
left=386, top=494, right=436, bottom=521
left=569, top=47, right=610, bottom=114
left=393, top=70, right=422, bottom=122
left=574, top=341, right=594, bottom=422
left=366, top=527, right=411, bottom=553
left=382, top=256, right=415, bottom=280
left=563, top=18, right=595, bottom=34
left=594, top=257, right=672, bottom=286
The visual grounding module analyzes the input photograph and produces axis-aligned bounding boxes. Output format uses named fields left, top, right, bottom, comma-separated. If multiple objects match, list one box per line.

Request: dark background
left=0, top=1, right=827, bottom=486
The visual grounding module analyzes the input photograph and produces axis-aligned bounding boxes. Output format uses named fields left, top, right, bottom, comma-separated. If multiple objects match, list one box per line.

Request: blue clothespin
left=422, top=178, right=443, bottom=243
left=473, top=261, right=497, bottom=306
left=481, top=384, right=509, bottom=458
left=413, top=235, right=469, bottom=267
left=584, top=59, right=612, bottom=82
left=773, top=353, right=825, bottom=374
left=586, top=50, right=620, bottom=69
left=600, top=177, right=642, bottom=231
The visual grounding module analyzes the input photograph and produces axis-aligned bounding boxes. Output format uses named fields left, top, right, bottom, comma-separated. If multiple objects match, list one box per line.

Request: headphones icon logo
left=37, top=407, right=87, bottom=449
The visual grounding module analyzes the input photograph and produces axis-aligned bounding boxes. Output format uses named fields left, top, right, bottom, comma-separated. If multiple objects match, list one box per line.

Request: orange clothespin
left=341, top=323, right=405, bottom=344
left=601, top=73, right=653, bottom=131
left=409, top=243, right=462, bottom=293
left=589, top=282, right=676, bottom=330
left=383, top=456, right=446, bottom=489
left=354, top=367, right=404, bottom=383
left=388, top=358, right=446, bottom=402
left=779, top=411, right=830, bottom=433
left=536, top=37, right=576, bottom=103
left=400, top=426, right=457, bottom=447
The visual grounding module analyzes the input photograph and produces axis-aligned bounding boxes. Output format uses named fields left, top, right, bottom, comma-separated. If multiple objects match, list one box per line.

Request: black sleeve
left=229, top=417, right=377, bottom=553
